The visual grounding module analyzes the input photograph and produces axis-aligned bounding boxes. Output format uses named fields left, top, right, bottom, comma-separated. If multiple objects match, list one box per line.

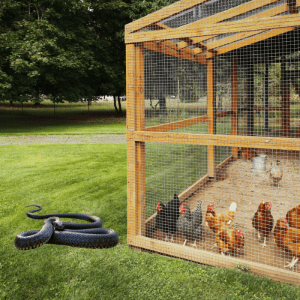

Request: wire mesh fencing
left=126, top=0, right=300, bottom=284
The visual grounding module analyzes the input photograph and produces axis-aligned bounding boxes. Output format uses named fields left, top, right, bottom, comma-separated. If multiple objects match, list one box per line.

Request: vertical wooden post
left=135, top=44, right=145, bottom=236
left=207, top=59, right=216, bottom=177
left=126, top=44, right=137, bottom=238
left=247, top=63, right=254, bottom=136
left=231, top=60, right=238, bottom=159
left=281, top=62, right=290, bottom=137
left=264, top=63, right=269, bottom=132
left=126, top=43, right=145, bottom=239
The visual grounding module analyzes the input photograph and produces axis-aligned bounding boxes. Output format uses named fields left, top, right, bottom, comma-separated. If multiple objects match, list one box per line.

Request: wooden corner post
left=126, top=43, right=146, bottom=241
left=207, top=59, right=216, bottom=177
left=135, top=44, right=146, bottom=237
left=231, top=59, right=238, bottom=158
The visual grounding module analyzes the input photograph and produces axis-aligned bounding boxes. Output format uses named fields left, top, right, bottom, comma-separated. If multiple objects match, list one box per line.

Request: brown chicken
left=216, top=226, right=245, bottom=255
left=274, top=218, right=300, bottom=269
left=252, top=201, right=274, bottom=248
left=286, top=204, right=300, bottom=229
left=241, top=147, right=258, bottom=161
left=270, top=160, right=283, bottom=186
left=206, top=202, right=237, bottom=234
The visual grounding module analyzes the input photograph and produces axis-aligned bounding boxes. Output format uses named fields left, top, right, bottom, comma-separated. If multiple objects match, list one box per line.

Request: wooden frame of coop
left=126, top=0, right=300, bottom=285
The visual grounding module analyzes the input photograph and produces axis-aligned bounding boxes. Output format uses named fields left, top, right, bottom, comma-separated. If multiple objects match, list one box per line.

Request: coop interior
left=126, top=0, right=300, bottom=284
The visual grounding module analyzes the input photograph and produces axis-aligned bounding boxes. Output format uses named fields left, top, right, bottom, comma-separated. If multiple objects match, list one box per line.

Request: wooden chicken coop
left=126, top=0, right=300, bottom=285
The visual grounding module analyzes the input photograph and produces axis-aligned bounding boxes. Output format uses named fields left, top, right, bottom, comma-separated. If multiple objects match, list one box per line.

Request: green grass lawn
left=1, top=144, right=300, bottom=299
left=0, top=101, right=126, bottom=135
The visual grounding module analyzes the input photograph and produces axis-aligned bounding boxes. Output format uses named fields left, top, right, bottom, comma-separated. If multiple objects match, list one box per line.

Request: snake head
left=45, top=217, right=64, bottom=230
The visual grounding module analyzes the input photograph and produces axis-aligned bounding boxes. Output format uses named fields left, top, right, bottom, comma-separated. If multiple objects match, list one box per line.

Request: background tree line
left=0, top=0, right=177, bottom=113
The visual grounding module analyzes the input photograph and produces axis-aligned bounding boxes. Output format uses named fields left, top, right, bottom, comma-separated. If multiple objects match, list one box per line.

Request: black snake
left=14, top=204, right=119, bottom=250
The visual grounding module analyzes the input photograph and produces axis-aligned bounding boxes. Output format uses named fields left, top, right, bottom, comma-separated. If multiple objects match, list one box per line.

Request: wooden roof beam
left=126, top=14, right=300, bottom=44
left=126, top=0, right=281, bottom=39
left=206, top=26, right=296, bottom=58
left=204, top=3, right=290, bottom=54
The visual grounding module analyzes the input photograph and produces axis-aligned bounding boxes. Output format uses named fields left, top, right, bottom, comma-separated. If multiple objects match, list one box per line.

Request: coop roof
left=125, top=0, right=300, bottom=63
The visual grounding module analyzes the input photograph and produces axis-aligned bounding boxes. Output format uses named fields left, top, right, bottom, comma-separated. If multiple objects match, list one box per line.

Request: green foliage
left=129, top=0, right=177, bottom=20
left=0, top=0, right=133, bottom=104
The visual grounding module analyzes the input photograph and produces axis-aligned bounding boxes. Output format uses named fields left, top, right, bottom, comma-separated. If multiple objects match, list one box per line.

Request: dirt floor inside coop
left=146, top=151, right=300, bottom=274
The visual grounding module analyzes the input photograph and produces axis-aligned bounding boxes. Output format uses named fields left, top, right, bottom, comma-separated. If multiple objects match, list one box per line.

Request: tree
left=0, top=0, right=177, bottom=113
left=0, top=0, right=121, bottom=105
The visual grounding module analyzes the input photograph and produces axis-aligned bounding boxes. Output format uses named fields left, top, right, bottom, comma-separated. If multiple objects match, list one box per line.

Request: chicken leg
left=285, top=257, right=299, bottom=269
left=262, top=237, right=267, bottom=248
left=169, top=234, right=175, bottom=243
left=191, top=240, right=197, bottom=248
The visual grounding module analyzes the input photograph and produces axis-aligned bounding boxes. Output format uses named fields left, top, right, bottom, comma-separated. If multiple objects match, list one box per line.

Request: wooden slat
left=126, top=14, right=300, bottom=44
left=128, top=236, right=300, bottom=286
left=177, top=0, right=283, bottom=52
left=215, top=155, right=234, bottom=173
left=126, top=131, right=300, bottom=151
left=205, top=3, right=289, bottom=52
left=143, top=41, right=207, bottom=65
left=155, top=39, right=207, bottom=58
left=179, top=174, right=210, bottom=200
left=231, top=60, right=238, bottom=159
left=145, top=115, right=208, bottom=133
left=208, top=27, right=296, bottom=57
left=126, top=0, right=281, bottom=38
left=126, top=44, right=135, bottom=131
left=207, top=60, right=215, bottom=177
left=126, top=0, right=211, bottom=33
left=144, top=111, right=233, bottom=133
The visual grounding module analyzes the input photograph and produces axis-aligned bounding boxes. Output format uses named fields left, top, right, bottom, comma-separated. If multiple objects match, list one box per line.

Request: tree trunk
left=114, top=96, right=122, bottom=116
left=117, top=96, right=123, bottom=116
left=158, top=96, right=167, bottom=115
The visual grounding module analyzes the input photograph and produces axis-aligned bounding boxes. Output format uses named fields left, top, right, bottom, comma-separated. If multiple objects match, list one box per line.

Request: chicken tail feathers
left=229, top=202, right=237, bottom=212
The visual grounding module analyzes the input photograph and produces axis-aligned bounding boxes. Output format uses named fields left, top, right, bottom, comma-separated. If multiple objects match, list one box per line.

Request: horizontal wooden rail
left=145, top=111, right=233, bottom=133
left=126, top=14, right=300, bottom=44
left=127, top=131, right=300, bottom=150
left=127, top=235, right=300, bottom=285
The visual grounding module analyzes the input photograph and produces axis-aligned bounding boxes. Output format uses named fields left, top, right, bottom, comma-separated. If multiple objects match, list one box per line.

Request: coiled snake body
left=14, top=205, right=119, bottom=250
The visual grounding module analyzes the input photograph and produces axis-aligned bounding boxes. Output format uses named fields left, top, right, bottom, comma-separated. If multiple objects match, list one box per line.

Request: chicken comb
left=236, top=228, right=243, bottom=237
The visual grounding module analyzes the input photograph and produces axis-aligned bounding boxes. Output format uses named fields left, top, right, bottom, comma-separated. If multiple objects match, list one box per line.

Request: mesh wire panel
left=127, top=0, right=300, bottom=283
